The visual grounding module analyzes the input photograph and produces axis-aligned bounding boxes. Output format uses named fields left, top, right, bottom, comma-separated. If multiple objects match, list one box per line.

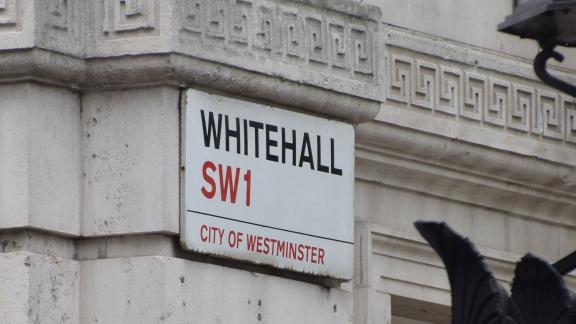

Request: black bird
left=414, top=221, right=576, bottom=324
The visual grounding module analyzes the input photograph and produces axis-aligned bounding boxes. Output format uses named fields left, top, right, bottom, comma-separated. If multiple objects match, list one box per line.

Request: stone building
left=1, top=0, right=575, bottom=323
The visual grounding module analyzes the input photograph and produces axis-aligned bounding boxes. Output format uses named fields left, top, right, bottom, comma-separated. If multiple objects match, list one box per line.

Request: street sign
left=181, top=89, right=354, bottom=279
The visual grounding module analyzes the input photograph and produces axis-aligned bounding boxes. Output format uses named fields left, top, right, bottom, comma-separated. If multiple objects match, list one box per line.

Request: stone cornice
left=0, top=48, right=379, bottom=123
left=355, top=221, right=576, bottom=318
left=385, top=26, right=576, bottom=83
left=2, top=0, right=576, bottom=178
left=357, top=121, right=576, bottom=199
left=355, top=147, right=576, bottom=230
left=0, top=0, right=384, bottom=123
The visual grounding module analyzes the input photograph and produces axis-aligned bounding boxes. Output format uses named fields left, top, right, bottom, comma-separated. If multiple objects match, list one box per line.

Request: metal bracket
left=534, top=41, right=576, bottom=98
left=554, top=250, right=576, bottom=275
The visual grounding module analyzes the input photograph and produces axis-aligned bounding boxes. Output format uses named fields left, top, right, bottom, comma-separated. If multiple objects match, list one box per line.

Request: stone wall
left=0, top=0, right=575, bottom=323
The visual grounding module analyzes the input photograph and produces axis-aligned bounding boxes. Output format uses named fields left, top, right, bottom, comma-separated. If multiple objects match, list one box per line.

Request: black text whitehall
left=200, top=109, right=343, bottom=176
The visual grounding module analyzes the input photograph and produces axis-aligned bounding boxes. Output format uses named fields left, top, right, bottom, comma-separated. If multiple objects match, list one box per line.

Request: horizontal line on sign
left=187, top=210, right=354, bottom=245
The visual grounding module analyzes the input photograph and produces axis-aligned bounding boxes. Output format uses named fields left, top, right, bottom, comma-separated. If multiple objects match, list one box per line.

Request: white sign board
left=182, top=89, right=354, bottom=279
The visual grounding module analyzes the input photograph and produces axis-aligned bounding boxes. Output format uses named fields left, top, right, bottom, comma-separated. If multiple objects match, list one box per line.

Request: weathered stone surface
left=355, top=136, right=576, bottom=258
left=0, top=252, right=79, bottom=324
left=81, top=256, right=353, bottom=324
left=76, top=234, right=177, bottom=261
left=0, top=0, right=383, bottom=124
left=0, top=0, right=35, bottom=51
left=356, top=122, right=576, bottom=196
left=81, top=53, right=379, bottom=123
left=1, top=1, right=576, bottom=324
left=82, top=87, right=180, bottom=236
left=0, top=231, right=75, bottom=259
left=83, top=0, right=383, bottom=99
left=0, top=83, right=81, bottom=235
left=354, top=287, right=391, bottom=324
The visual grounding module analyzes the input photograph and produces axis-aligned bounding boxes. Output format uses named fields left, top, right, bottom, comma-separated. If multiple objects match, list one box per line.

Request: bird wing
left=415, top=221, right=514, bottom=324
left=509, top=254, right=575, bottom=324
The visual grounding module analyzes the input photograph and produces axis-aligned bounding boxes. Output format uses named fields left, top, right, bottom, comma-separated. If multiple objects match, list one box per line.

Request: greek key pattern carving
left=437, top=67, right=461, bottom=116
left=0, top=0, right=19, bottom=29
left=412, top=60, right=437, bottom=110
left=462, top=72, right=485, bottom=121
left=36, top=0, right=84, bottom=53
left=388, top=54, right=411, bottom=103
left=535, top=90, right=564, bottom=140
left=102, top=0, right=157, bottom=37
left=47, top=0, right=68, bottom=31
left=388, top=54, right=576, bottom=144
left=178, top=0, right=377, bottom=79
left=509, top=85, right=533, bottom=132
left=486, top=78, right=509, bottom=126
left=566, top=99, right=576, bottom=143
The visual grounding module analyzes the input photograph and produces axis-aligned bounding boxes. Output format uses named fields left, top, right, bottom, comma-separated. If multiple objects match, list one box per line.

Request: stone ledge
left=0, top=48, right=380, bottom=123
left=0, top=230, right=345, bottom=286
left=356, top=121, right=576, bottom=198
left=355, top=153, right=576, bottom=231
left=89, top=53, right=381, bottom=123
left=0, top=247, right=349, bottom=323
left=80, top=255, right=352, bottom=323
left=385, top=26, right=576, bottom=83
left=0, top=0, right=383, bottom=124
left=0, top=230, right=75, bottom=259
left=290, top=0, right=382, bottom=21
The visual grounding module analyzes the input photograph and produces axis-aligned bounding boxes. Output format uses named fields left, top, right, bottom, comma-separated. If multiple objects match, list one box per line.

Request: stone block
left=354, top=288, right=391, bottom=324
left=81, top=256, right=353, bottom=324
left=82, top=87, right=180, bottom=236
left=0, top=252, right=79, bottom=324
left=0, top=83, right=81, bottom=235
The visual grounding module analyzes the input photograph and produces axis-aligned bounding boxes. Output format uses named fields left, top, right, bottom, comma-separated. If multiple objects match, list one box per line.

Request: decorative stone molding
left=386, top=47, right=576, bottom=146
left=355, top=143, right=576, bottom=229
left=171, top=0, right=382, bottom=100
left=356, top=121, right=576, bottom=199
left=0, top=0, right=383, bottom=123
left=355, top=221, right=576, bottom=322
left=0, top=0, right=20, bottom=27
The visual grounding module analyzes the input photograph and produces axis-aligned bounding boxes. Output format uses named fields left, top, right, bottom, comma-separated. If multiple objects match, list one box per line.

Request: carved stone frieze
left=462, top=72, right=485, bottom=121
left=509, top=84, right=533, bottom=133
left=437, top=66, right=461, bottom=116
left=0, top=0, right=19, bottom=29
left=566, top=100, right=576, bottom=143
left=38, top=0, right=83, bottom=55
left=0, top=0, right=383, bottom=122
left=386, top=48, right=576, bottom=145
left=100, top=0, right=157, bottom=36
left=0, top=0, right=28, bottom=50
left=175, top=0, right=383, bottom=101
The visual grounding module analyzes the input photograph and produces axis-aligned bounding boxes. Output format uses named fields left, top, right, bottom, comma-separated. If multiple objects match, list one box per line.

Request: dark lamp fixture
left=499, top=0, right=576, bottom=47
left=499, top=0, right=576, bottom=97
